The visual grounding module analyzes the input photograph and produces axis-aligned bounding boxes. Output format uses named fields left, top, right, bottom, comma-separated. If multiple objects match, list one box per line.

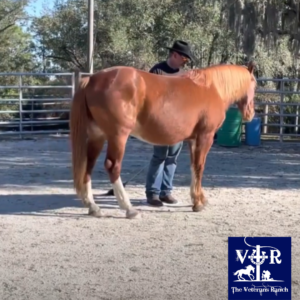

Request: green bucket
left=217, top=107, right=242, bottom=147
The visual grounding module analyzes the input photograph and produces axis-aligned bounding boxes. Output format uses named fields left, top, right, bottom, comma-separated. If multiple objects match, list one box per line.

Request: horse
left=234, top=265, right=255, bottom=281
left=69, top=62, right=256, bottom=219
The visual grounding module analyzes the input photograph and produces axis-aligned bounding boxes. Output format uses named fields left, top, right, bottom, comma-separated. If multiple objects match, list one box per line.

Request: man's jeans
left=145, top=142, right=183, bottom=198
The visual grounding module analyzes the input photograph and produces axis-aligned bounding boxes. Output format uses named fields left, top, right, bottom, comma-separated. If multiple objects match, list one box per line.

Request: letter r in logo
left=270, top=250, right=282, bottom=264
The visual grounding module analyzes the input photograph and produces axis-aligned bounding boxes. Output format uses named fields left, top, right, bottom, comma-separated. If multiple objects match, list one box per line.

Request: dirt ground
left=0, top=136, right=299, bottom=300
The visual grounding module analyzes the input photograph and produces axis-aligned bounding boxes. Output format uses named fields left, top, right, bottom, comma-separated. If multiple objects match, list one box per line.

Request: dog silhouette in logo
left=234, top=265, right=255, bottom=281
left=262, top=270, right=273, bottom=281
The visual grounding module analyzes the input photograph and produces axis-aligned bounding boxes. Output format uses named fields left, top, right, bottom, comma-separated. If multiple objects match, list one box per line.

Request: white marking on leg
left=112, top=177, right=132, bottom=210
left=112, top=177, right=140, bottom=219
left=79, top=180, right=95, bottom=206
left=78, top=180, right=102, bottom=217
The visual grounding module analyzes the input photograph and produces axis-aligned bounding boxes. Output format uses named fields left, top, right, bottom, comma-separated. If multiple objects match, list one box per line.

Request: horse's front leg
left=189, top=132, right=214, bottom=212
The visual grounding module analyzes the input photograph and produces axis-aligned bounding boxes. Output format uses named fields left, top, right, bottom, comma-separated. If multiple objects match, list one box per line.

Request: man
left=145, top=40, right=195, bottom=207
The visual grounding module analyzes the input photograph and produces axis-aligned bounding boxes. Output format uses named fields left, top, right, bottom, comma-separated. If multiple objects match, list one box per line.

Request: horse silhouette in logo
left=234, top=265, right=255, bottom=281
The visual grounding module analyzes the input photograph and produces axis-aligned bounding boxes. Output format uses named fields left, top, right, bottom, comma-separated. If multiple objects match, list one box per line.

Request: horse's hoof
left=126, top=208, right=140, bottom=219
left=88, top=204, right=102, bottom=218
left=192, top=204, right=205, bottom=212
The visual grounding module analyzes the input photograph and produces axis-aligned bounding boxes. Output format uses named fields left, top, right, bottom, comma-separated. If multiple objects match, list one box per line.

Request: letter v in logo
left=236, top=250, right=249, bottom=263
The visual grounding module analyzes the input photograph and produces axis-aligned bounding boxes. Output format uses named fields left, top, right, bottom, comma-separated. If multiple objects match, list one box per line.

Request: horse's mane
left=183, top=64, right=256, bottom=103
left=78, top=76, right=90, bottom=89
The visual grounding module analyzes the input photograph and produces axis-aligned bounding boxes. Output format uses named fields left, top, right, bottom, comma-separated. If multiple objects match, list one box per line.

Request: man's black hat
left=166, top=40, right=195, bottom=62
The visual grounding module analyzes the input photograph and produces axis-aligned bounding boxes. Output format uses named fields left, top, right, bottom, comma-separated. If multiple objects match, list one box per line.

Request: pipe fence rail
left=0, top=72, right=74, bottom=137
left=0, top=72, right=299, bottom=142
left=255, top=77, right=300, bottom=142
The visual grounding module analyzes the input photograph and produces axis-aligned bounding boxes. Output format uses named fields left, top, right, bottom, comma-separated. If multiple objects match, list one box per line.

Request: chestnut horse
left=69, top=62, right=256, bottom=219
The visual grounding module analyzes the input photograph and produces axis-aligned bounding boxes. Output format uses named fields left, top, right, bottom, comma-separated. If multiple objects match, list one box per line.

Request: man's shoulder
left=149, top=61, right=168, bottom=74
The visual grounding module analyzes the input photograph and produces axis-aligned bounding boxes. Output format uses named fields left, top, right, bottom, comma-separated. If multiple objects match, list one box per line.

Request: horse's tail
left=233, top=271, right=239, bottom=275
left=69, top=76, right=90, bottom=194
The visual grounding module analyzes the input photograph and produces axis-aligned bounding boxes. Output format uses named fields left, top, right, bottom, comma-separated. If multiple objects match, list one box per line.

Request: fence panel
left=255, top=78, right=300, bottom=142
left=0, top=72, right=74, bottom=137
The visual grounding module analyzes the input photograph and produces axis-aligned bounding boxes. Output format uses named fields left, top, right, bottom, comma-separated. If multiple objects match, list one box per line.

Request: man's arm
left=149, top=66, right=163, bottom=75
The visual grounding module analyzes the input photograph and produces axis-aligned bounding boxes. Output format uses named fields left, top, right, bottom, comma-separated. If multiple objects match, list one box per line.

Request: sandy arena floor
left=0, top=136, right=299, bottom=300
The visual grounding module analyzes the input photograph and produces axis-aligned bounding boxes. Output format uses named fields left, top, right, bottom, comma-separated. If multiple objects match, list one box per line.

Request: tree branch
left=207, top=32, right=220, bottom=66
left=61, top=47, right=85, bottom=69
left=46, top=55, right=71, bottom=61
left=0, top=23, right=15, bottom=34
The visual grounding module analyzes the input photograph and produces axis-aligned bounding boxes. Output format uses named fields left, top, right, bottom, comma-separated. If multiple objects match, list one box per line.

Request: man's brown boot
left=159, top=194, right=178, bottom=204
left=147, top=195, right=163, bottom=207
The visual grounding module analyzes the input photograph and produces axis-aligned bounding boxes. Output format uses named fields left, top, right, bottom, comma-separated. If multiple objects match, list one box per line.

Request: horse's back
left=88, top=66, right=138, bottom=91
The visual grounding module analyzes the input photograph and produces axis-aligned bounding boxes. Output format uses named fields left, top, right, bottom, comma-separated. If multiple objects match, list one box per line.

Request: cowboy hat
left=166, top=40, right=195, bottom=62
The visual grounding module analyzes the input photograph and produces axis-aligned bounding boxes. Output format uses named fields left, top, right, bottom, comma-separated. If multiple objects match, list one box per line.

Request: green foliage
left=3, top=0, right=300, bottom=131
left=26, top=0, right=300, bottom=78
left=0, top=0, right=36, bottom=73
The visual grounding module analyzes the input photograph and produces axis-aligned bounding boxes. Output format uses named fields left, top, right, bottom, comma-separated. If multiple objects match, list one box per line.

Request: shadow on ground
left=0, top=137, right=299, bottom=191
left=0, top=192, right=192, bottom=216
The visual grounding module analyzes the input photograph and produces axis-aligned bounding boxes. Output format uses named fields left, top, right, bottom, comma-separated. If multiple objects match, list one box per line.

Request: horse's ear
left=247, top=61, right=255, bottom=74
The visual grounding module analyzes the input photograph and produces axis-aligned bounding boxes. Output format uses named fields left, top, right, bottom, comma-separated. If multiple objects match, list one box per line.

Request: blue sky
left=22, top=0, right=54, bottom=33
left=25, top=0, right=54, bottom=17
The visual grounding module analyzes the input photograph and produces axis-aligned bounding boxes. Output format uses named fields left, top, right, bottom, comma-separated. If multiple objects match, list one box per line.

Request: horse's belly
left=130, top=125, right=151, bottom=144
left=130, top=120, right=192, bottom=145
left=130, top=121, right=157, bottom=144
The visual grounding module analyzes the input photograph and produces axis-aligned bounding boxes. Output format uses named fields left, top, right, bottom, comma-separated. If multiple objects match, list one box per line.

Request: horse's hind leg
left=189, top=132, right=214, bottom=212
left=79, top=137, right=105, bottom=217
left=104, top=134, right=140, bottom=219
